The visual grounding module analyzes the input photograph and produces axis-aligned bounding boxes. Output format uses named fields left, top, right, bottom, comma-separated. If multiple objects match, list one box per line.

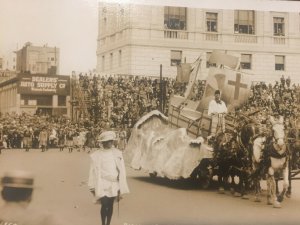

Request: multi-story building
left=0, top=53, right=16, bottom=79
left=0, top=52, right=17, bottom=71
left=0, top=73, right=70, bottom=115
left=96, top=2, right=300, bottom=83
left=15, top=42, right=60, bottom=75
left=0, top=43, right=69, bottom=116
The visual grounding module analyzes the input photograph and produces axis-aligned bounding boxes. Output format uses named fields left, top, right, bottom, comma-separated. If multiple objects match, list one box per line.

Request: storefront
left=0, top=73, right=70, bottom=116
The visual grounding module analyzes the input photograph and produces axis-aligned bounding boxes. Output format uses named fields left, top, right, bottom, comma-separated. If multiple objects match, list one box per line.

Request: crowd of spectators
left=0, top=73, right=206, bottom=152
left=0, top=113, right=82, bottom=151
left=78, top=73, right=174, bottom=128
left=1, top=73, right=300, bottom=155
left=237, top=75, right=300, bottom=121
left=77, top=73, right=207, bottom=128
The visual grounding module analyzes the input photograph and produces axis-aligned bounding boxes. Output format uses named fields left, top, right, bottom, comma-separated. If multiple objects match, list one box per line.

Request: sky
left=0, top=0, right=99, bottom=75
left=1, top=0, right=300, bottom=75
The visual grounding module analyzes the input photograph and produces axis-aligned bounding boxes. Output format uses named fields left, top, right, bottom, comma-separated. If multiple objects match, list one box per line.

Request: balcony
left=234, top=34, right=257, bottom=43
left=205, top=33, right=219, bottom=41
left=164, top=29, right=188, bottom=39
left=273, top=36, right=286, bottom=45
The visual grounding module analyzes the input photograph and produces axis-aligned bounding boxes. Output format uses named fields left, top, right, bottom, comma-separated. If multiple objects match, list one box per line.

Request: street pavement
left=0, top=148, right=299, bottom=225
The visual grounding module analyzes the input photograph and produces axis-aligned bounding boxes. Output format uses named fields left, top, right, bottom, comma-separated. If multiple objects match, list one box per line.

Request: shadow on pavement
left=133, top=176, right=219, bottom=191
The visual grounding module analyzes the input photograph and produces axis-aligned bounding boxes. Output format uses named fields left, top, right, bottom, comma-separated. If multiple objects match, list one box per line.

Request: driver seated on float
left=207, top=90, right=228, bottom=141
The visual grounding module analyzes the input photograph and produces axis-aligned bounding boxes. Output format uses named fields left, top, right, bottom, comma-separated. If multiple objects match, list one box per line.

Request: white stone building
left=0, top=52, right=16, bottom=72
left=96, top=2, right=300, bottom=83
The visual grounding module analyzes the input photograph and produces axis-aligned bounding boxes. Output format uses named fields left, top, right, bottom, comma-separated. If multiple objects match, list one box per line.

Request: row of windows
left=101, top=50, right=122, bottom=71
left=20, top=95, right=66, bottom=106
left=164, top=7, right=286, bottom=36
left=170, top=50, right=285, bottom=71
left=101, top=49, right=285, bottom=71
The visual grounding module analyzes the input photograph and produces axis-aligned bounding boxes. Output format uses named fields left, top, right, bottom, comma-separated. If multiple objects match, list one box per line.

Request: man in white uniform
left=208, top=90, right=228, bottom=138
left=88, top=131, right=129, bottom=225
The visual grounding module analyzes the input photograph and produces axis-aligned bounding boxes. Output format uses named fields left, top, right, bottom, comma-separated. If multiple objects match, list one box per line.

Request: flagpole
left=184, top=56, right=202, bottom=99
left=159, top=64, right=163, bottom=113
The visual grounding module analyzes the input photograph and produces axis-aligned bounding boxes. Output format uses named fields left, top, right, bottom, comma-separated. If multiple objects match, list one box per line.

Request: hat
left=97, top=131, right=117, bottom=142
left=1, top=170, right=35, bottom=188
left=215, top=90, right=221, bottom=95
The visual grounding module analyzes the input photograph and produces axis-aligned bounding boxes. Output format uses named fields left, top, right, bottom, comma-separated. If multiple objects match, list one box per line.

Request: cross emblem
left=227, top=73, right=248, bottom=100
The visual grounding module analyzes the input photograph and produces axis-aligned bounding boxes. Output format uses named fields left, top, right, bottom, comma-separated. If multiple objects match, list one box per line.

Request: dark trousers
left=100, top=196, right=115, bottom=225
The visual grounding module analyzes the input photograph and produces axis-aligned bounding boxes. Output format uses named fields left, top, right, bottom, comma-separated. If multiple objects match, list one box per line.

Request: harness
left=268, top=142, right=288, bottom=159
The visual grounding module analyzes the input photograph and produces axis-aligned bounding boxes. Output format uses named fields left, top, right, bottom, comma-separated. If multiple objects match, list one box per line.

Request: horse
left=250, top=115, right=289, bottom=208
left=239, top=118, right=268, bottom=202
left=212, top=129, right=251, bottom=197
left=285, top=116, right=300, bottom=170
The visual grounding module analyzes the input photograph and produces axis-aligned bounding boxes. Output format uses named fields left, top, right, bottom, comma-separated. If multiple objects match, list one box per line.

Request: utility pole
left=159, top=64, right=163, bottom=113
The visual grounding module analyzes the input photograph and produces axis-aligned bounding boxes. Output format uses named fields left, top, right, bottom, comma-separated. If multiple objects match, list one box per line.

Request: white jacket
left=88, top=147, right=129, bottom=199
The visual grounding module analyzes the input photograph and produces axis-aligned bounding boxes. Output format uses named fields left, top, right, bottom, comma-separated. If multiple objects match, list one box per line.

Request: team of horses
left=209, top=113, right=293, bottom=208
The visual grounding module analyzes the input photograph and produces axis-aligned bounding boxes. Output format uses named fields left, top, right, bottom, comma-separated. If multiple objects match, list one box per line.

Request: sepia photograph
left=1, top=0, right=300, bottom=224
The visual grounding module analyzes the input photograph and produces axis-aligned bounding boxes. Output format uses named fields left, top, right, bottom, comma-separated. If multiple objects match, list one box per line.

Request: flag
left=176, top=63, right=191, bottom=83
left=184, top=57, right=202, bottom=99
left=197, top=67, right=252, bottom=111
left=209, top=50, right=239, bottom=69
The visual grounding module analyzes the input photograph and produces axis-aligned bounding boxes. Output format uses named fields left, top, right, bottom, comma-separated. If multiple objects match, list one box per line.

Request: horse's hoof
left=234, top=192, right=241, bottom=197
left=286, top=192, right=291, bottom=198
left=242, top=194, right=249, bottom=200
left=230, top=188, right=235, bottom=195
left=267, top=197, right=273, bottom=205
left=273, top=201, right=282, bottom=208
left=218, top=187, right=225, bottom=194
left=277, top=195, right=284, bottom=203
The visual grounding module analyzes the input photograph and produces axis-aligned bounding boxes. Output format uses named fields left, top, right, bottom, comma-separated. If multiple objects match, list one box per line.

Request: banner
left=208, top=50, right=239, bottom=69
left=17, top=74, right=70, bottom=96
left=198, top=67, right=251, bottom=111
left=176, top=63, right=191, bottom=83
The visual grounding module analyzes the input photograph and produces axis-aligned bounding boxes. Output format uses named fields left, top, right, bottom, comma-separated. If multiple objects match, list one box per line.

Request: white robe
left=88, top=147, right=129, bottom=200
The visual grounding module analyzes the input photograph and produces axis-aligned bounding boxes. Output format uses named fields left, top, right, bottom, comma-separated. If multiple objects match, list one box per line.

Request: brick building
left=15, top=42, right=59, bottom=75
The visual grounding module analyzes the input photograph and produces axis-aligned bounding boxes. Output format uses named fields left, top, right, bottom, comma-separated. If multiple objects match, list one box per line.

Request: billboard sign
left=18, top=74, right=70, bottom=95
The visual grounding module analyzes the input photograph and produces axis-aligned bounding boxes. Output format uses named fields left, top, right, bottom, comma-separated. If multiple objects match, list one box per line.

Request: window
left=102, top=55, right=105, bottom=71
left=22, top=95, right=52, bottom=106
left=37, top=96, right=52, bottom=106
left=103, top=18, right=107, bottom=33
left=58, top=96, right=66, bottom=106
left=41, top=63, right=46, bottom=73
left=275, top=55, right=285, bottom=71
left=164, top=7, right=187, bottom=30
left=118, top=7, right=125, bottom=28
left=234, top=10, right=255, bottom=34
left=206, top=52, right=216, bottom=68
left=240, top=54, right=252, bottom=69
left=118, top=50, right=122, bottom=67
left=274, top=17, right=285, bottom=36
left=206, top=12, right=218, bottom=32
left=170, top=50, right=182, bottom=66
left=110, top=53, right=113, bottom=69
left=51, top=57, right=55, bottom=61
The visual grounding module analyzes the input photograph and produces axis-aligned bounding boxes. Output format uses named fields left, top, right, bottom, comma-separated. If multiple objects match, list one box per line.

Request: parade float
left=125, top=51, right=252, bottom=188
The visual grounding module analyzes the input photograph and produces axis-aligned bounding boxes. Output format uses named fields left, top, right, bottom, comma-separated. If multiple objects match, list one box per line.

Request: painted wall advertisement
left=17, top=74, right=70, bottom=95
